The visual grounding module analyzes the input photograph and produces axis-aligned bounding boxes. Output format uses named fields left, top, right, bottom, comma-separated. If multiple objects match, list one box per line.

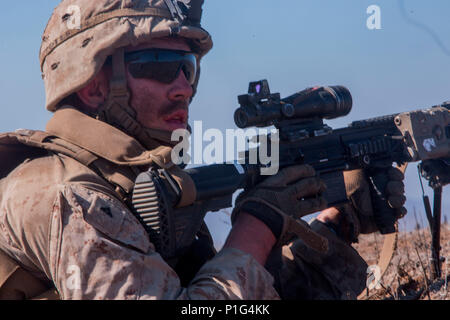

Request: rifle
left=131, top=80, right=450, bottom=272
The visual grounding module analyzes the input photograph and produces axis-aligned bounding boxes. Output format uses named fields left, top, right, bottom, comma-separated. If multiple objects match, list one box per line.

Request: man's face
left=125, top=38, right=194, bottom=132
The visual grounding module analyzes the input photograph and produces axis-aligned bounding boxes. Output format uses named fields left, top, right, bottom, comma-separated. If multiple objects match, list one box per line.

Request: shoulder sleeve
left=50, top=183, right=278, bottom=300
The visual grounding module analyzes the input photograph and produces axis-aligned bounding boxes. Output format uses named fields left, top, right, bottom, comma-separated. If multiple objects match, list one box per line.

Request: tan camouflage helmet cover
left=40, top=0, right=213, bottom=112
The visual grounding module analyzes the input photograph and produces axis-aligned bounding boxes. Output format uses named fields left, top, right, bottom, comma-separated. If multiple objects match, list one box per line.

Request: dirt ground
left=353, top=223, right=450, bottom=300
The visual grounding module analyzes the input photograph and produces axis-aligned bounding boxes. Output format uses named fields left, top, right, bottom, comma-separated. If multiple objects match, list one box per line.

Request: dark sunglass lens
left=129, top=61, right=180, bottom=83
left=179, top=56, right=196, bottom=84
left=127, top=50, right=197, bottom=84
left=181, top=64, right=194, bottom=84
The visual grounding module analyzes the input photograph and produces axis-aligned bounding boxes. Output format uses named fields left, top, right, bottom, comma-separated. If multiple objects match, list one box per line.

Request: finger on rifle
left=294, top=197, right=328, bottom=218
left=388, top=167, right=405, bottom=181
left=262, top=164, right=316, bottom=187
left=396, top=207, right=408, bottom=219
left=290, top=177, right=326, bottom=198
left=386, top=180, right=405, bottom=196
left=388, top=195, right=406, bottom=209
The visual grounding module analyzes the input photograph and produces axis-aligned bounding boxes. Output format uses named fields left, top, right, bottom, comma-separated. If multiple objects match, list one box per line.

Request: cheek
left=127, top=76, right=162, bottom=116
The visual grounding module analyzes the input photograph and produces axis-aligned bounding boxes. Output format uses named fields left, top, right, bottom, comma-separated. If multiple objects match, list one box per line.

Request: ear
left=76, top=69, right=109, bottom=110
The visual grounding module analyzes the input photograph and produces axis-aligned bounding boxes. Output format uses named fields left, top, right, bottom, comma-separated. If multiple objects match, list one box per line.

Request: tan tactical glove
left=232, top=165, right=328, bottom=248
left=337, top=167, right=407, bottom=242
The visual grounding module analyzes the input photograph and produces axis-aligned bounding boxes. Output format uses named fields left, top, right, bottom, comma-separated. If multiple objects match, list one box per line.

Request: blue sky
left=1, top=1, right=449, bottom=248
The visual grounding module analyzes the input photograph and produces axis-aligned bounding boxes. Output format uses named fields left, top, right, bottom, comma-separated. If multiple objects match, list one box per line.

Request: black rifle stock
left=132, top=80, right=450, bottom=265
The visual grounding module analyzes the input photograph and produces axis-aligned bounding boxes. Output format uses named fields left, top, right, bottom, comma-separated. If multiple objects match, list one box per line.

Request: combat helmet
left=39, top=0, right=212, bottom=148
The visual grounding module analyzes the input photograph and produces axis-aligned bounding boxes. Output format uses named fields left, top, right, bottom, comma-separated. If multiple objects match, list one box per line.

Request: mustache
left=158, top=101, right=189, bottom=118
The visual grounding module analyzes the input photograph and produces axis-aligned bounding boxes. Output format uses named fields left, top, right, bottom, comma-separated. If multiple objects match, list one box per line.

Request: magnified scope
left=234, top=82, right=353, bottom=128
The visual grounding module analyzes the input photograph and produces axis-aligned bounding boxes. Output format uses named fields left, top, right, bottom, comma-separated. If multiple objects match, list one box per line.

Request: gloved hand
left=232, top=164, right=328, bottom=248
left=420, top=159, right=450, bottom=188
left=336, top=166, right=407, bottom=242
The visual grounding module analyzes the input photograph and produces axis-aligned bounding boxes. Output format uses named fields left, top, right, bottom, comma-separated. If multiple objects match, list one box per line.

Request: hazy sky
left=1, top=0, right=449, bottom=248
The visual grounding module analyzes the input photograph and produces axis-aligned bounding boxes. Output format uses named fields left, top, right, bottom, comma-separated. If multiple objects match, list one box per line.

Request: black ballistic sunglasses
left=124, top=49, right=198, bottom=85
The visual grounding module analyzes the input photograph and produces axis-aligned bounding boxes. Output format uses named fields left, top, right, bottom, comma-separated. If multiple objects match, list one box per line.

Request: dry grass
left=353, top=223, right=450, bottom=300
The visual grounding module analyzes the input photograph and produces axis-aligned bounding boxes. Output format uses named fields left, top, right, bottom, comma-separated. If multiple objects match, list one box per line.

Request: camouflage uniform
left=0, top=109, right=366, bottom=299
left=0, top=107, right=279, bottom=300
left=0, top=111, right=368, bottom=300
left=0, top=107, right=367, bottom=300
left=0, top=0, right=368, bottom=300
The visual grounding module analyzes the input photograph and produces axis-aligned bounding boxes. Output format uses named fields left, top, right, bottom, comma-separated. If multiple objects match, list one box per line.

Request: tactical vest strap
left=150, top=146, right=197, bottom=207
left=2, top=127, right=197, bottom=208
left=0, top=133, right=48, bottom=180
left=1, top=130, right=139, bottom=201
left=0, top=127, right=206, bottom=296
left=10, top=129, right=100, bottom=168
left=90, top=157, right=138, bottom=199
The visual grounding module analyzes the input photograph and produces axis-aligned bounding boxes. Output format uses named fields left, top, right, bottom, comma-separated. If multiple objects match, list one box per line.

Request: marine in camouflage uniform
left=0, top=0, right=406, bottom=300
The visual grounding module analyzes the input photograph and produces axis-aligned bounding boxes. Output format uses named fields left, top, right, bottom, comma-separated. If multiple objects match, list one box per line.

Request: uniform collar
left=46, top=106, right=171, bottom=166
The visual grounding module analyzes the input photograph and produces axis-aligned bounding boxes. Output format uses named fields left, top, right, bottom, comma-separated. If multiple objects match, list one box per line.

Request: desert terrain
left=354, top=222, right=449, bottom=300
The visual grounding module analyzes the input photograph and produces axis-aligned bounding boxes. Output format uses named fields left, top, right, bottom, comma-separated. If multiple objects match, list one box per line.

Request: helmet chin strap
left=97, top=48, right=178, bottom=150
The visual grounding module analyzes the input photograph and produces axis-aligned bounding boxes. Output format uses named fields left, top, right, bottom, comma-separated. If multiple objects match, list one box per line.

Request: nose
left=168, top=71, right=194, bottom=102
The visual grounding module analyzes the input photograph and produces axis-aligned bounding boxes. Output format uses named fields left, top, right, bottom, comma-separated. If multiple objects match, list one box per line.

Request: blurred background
left=1, top=0, right=449, bottom=249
